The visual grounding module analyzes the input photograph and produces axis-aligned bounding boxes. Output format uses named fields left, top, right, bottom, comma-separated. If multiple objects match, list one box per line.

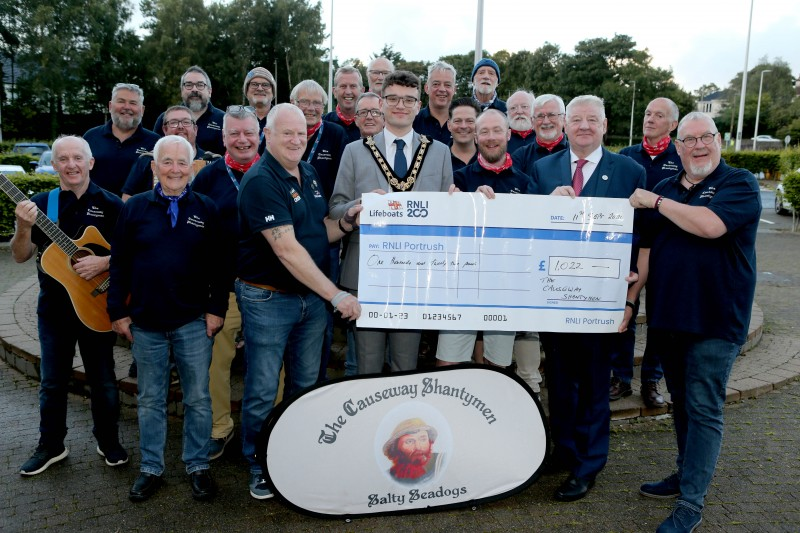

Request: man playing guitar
left=11, top=135, right=128, bottom=476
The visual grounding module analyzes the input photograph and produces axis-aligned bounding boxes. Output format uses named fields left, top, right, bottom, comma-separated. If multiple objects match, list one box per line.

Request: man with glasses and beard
left=83, top=83, right=160, bottom=197
left=625, top=112, right=760, bottom=532
left=121, top=105, right=209, bottom=201
left=242, top=66, right=277, bottom=154
left=153, top=65, right=226, bottom=155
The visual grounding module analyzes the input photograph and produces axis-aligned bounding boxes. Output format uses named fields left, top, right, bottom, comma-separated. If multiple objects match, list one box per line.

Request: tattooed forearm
left=270, top=225, right=293, bottom=241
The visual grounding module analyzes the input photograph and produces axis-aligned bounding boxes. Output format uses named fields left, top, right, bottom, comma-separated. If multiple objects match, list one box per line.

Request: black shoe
left=554, top=475, right=595, bottom=502
left=641, top=381, right=666, bottom=408
left=129, top=472, right=162, bottom=502
left=609, top=377, right=632, bottom=401
left=190, top=470, right=217, bottom=501
left=19, top=444, right=69, bottom=476
left=128, top=361, right=137, bottom=378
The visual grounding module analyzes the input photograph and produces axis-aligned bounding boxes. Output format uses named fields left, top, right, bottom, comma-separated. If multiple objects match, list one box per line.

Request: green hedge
left=0, top=174, right=60, bottom=237
left=0, top=153, right=37, bottom=167
left=782, top=171, right=800, bottom=212
left=721, top=150, right=781, bottom=176
left=780, top=148, right=800, bottom=174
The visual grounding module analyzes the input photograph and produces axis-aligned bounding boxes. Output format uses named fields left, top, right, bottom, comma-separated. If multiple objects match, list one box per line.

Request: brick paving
left=1, top=229, right=799, bottom=531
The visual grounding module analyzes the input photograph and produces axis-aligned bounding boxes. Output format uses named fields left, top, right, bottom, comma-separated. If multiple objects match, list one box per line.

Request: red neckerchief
left=336, top=105, right=356, bottom=126
left=224, top=152, right=260, bottom=173
left=511, top=128, right=534, bottom=139
left=477, top=152, right=513, bottom=174
left=643, top=136, right=671, bottom=156
left=307, top=121, right=322, bottom=138
left=536, top=133, right=564, bottom=152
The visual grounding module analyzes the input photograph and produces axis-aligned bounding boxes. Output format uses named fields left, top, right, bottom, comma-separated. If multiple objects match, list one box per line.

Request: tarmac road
left=1, top=211, right=799, bottom=532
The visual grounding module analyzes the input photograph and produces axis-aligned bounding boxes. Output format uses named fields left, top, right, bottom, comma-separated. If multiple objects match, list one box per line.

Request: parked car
left=32, top=151, right=57, bottom=175
left=775, top=179, right=794, bottom=216
left=0, top=164, right=28, bottom=175
left=754, top=135, right=779, bottom=142
left=12, top=142, right=50, bottom=157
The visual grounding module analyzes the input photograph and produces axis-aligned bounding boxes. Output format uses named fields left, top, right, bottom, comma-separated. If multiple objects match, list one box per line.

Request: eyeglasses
left=509, top=104, right=531, bottom=112
left=226, top=105, right=256, bottom=113
left=535, top=112, right=564, bottom=122
left=248, top=82, right=272, bottom=90
left=355, top=109, right=383, bottom=118
left=677, top=132, right=718, bottom=148
left=368, top=70, right=391, bottom=76
left=384, top=95, right=418, bottom=107
left=182, top=81, right=208, bottom=90
left=165, top=119, right=195, bottom=129
left=295, top=99, right=324, bottom=109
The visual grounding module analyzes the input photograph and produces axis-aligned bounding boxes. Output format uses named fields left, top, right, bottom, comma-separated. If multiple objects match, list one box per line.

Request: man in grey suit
left=329, top=70, right=454, bottom=375
left=532, top=95, right=646, bottom=503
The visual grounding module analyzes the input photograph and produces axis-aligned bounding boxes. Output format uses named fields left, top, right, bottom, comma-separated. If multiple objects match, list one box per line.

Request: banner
left=357, top=192, right=634, bottom=332
left=259, top=367, right=547, bottom=517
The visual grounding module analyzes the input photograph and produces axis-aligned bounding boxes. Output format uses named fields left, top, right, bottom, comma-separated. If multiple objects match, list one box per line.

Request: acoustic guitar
left=0, top=173, right=114, bottom=332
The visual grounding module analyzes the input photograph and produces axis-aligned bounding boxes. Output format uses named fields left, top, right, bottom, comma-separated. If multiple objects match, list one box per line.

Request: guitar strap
left=47, top=188, right=61, bottom=223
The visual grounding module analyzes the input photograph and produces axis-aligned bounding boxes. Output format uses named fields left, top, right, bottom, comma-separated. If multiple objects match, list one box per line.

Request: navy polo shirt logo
left=135, top=147, right=150, bottom=155
left=662, top=161, right=680, bottom=172
left=207, top=121, right=221, bottom=131
left=187, top=215, right=206, bottom=228
left=311, top=180, right=323, bottom=199
left=86, top=206, right=105, bottom=218
left=289, top=188, right=301, bottom=203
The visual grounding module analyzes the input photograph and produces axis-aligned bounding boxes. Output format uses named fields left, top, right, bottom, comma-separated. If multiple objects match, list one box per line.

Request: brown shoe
left=641, top=381, right=666, bottom=408
left=609, top=377, right=632, bottom=401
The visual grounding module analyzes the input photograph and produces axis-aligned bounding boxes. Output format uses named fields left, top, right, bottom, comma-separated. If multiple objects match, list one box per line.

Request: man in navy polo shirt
left=471, top=57, right=506, bottom=113
left=236, top=103, right=361, bottom=500
left=83, top=83, right=160, bottom=197
left=625, top=112, right=760, bottom=532
left=511, top=94, right=569, bottom=177
left=413, top=61, right=457, bottom=146
left=610, top=97, right=684, bottom=408
left=153, top=66, right=225, bottom=156
left=323, top=65, right=364, bottom=143
left=448, top=97, right=480, bottom=172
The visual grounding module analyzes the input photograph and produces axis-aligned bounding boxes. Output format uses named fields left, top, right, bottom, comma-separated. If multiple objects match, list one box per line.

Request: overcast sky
left=320, top=0, right=800, bottom=93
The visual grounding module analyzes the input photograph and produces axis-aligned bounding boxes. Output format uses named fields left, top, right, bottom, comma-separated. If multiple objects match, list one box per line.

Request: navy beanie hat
left=471, top=58, right=501, bottom=85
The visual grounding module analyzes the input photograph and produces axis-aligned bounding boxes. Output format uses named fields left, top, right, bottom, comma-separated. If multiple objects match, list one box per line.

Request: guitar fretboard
left=0, top=173, right=80, bottom=257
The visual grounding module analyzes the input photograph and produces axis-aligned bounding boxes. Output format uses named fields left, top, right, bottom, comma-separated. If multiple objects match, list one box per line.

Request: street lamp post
left=735, top=0, right=754, bottom=151
left=628, top=80, right=636, bottom=147
left=753, top=69, right=772, bottom=151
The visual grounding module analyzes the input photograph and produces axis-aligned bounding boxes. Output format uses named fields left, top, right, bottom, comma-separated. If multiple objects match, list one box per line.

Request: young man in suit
left=329, top=70, right=453, bottom=376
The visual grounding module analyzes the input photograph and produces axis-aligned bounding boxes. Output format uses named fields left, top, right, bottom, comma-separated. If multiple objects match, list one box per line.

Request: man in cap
left=243, top=66, right=277, bottom=154
left=471, top=58, right=506, bottom=113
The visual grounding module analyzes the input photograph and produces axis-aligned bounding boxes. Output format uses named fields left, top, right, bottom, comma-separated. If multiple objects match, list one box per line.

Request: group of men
left=11, top=55, right=760, bottom=533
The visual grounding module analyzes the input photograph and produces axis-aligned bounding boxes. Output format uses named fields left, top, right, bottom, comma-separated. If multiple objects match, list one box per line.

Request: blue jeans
left=38, top=312, right=119, bottom=449
left=236, top=280, right=327, bottom=473
left=654, top=330, right=740, bottom=510
left=131, top=317, right=213, bottom=475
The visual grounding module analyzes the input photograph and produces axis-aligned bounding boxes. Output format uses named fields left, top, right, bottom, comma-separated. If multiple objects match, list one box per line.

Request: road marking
left=760, top=219, right=775, bottom=225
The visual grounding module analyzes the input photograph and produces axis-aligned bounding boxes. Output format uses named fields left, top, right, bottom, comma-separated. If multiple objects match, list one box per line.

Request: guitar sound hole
left=71, top=248, right=93, bottom=268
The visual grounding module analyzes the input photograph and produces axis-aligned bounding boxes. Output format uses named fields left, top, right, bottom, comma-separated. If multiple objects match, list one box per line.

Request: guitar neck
left=0, top=173, right=79, bottom=257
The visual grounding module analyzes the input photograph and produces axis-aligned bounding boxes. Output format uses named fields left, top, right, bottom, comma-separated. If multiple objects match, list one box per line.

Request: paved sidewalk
left=1, top=231, right=799, bottom=531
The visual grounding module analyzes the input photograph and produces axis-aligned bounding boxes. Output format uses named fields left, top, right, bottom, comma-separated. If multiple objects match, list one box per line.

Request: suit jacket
left=531, top=147, right=645, bottom=199
left=329, top=130, right=454, bottom=289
